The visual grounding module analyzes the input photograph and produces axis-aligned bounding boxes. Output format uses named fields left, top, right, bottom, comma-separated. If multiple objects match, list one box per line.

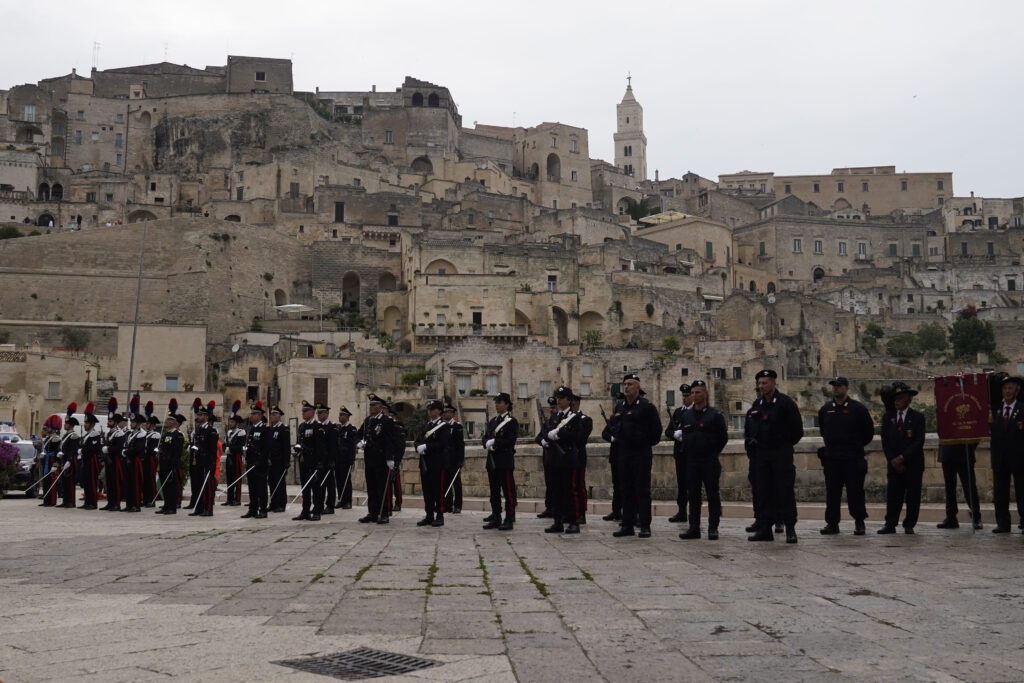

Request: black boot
left=679, top=527, right=700, bottom=540
left=786, top=524, right=798, bottom=544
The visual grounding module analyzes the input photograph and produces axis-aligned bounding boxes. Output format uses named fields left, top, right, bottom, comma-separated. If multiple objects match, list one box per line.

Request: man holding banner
left=933, top=372, right=993, bottom=532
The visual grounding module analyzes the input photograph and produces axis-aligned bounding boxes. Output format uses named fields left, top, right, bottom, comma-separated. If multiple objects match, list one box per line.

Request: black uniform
left=123, top=426, right=147, bottom=511
left=58, top=431, right=80, bottom=507
left=609, top=396, right=662, bottom=532
left=880, top=407, right=926, bottom=531
left=601, top=414, right=623, bottom=520
left=537, top=410, right=582, bottom=528
left=294, top=419, right=320, bottom=519
left=748, top=391, right=803, bottom=530
left=223, top=426, right=247, bottom=505
left=186, top=422, right=202, bottom=510
left=190, top=422, right=219, bottom=515
left=482, top=412, right=519, bottom=524
left=574, top=411, right=593, bottom=523
left=680, top=405, right=728, bottom=533
left=387, top=417, right=406, bottom=511
left=79, top=427, right=103, bottom=509
left=157, top=429, right=185, bottom=512
left=665, top=405, right=691, bottom=521
left=359, top=413, right=400, bottom=522
left=990, top=399, right=1024, bottom=531
left=40, top=433, right=62, bottom=506
left=319, top=420, right=339, bottom=512
left=937, top=443, right=981, bottom=526
left=336, top=421, right=358, bottom=509
left=267, top=421, right=291, bottom=512
left=444, top=419, right=465, bottom=513
left=416, top=417, right=451, bottom=521
left=818, top=398, right=874, bottom=527
left=104, top=425, right=127, bottom=509
left=144, top=428, right=160, bottom=506
left=244, top=420, right=269, bottom=517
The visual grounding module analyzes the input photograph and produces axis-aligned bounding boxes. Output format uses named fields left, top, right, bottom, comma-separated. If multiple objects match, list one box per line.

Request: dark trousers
left=194, top=465, right=214, bottom=513
left=673, top=454, right=687, bottom=515
left=105, top=455, right=123, bottom=507
left=445, top=465, right=462, bottom=511
left=574, top=465, right=587, bottom=520
left=268, top=457, right=289, bottom=510
left=44, top=467, right=59, bottom=505
left=337, top=454, right=354, bottom=508
left=246, top=461, right=268, bottom=514
left=747, top=455, right=760, bottom=523
left=551, top=466, right=581, bottom=525
left=422, top=464, right=445, bottom=517
left=753, top=450, right=797, bottom=527
left=142, top=454, right=157, bottom=505
left=618, top=455, right=653, bottom=529
left=884, top=461, right=923, bottom=529
left=542, top=460, right=554, bottom=512
left=297, top=460, right=323, bottom=515
left=125, top=457, right=143, bottom=508
left=823, top=456, right=868, bottom=525
left=60, top=460, right=76, bottom=506
left=389, top=467, right=403, bottom=508
left=609, top=456, right=622, bottom=516
left=82, top=454, right=99, bottom=507
left=158, top=465, right=181, bottom=510
left=992, top=458, right=1024, bottom=529
left=366, top=460, right=391, bottom=519
left=686, top=457, right=722, bottom=529
left=322, top=459, right=337, bottom=510
left=188, top=463, right=201, bottom=507
left=225, top=453, right=244, bottom=504
left=487, top=466, right=517, bottom=520
left=941, top=458, right=981, bottom=522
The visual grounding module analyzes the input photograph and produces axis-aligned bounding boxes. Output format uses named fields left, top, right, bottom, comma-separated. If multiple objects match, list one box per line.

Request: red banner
left=934, top=373, right=991, bottom=444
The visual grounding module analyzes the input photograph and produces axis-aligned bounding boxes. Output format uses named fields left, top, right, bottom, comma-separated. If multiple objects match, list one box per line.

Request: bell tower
left=613, top=75, right=647, bottom=180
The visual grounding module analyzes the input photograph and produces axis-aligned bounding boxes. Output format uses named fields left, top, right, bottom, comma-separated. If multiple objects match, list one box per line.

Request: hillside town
left=0, top=55, right=1021, bottom=440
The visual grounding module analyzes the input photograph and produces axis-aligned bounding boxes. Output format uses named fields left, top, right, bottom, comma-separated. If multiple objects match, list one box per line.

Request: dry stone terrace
left=2, top=496, right=1024, bottom=682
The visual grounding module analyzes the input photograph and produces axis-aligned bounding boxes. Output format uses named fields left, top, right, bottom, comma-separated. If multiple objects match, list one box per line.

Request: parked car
left=9, top=438, right=40, bottom=497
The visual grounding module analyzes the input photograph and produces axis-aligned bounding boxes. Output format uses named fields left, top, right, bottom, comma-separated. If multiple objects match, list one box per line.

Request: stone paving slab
left=2, top=496, right=1024, bottom=681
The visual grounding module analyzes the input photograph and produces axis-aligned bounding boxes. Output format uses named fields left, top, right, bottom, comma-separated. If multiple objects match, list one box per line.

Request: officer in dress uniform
left=743, top=383, right=765, bottom=533
left=241, top=402, right=269, bottom=519
left=222, top=410, right=246, bottom=506
left=482, top=392, right=518, bottom=530
left=188, top=403, right=218, bottom=517
left=538, top=386, right=582, bottom=534
left=442, top=402, right=465, bottom=514
left=293, top=400, right=321, bottom=521
left=156, top=412, right=185, bottom=514
left=570, top=394, right=593, bottom=525
left=665, top=383, right=693, bottom=524
left=878, top=382, right=925, bottom=534
left=677, top=380, right=729, bottom=540
left=336, top=406, right=358, bottom=510
left=58, top=414, right=81, bottom=508
left=123, top=413, right=147, bottom=512
left=316, top=404, right=338, bottom=514
left=358, top=394, right=399, bottom=524
left=38, top=417, right=63, bottom=507
left=747, top=369, right=803, bottom=544
left=609, top=374, right=663, bottom=538
left=600, top=393, right=625, bottom=523
left=537, top=396, right=559, bottom=520
left=383, top=403, right=405, bottom=513
left=415, top=399, right=450, bottom=527
left=144, top=412, right=161, bottom=507
left=103, top=412, right=127, bottom=511
left=817, top=376, right=874, bottom=536
left=80, top=406, right=103, bottom=510
left=267, top=405, right=291, bottom=513
left=990, top=376, right=1024, bottom=533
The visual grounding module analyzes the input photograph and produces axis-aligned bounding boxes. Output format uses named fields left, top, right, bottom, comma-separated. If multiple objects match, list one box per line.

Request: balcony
left=415, top=324, right=528, bottom=338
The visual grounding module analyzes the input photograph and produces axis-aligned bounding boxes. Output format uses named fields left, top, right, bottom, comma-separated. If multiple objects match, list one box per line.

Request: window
left=23, top=104, right=36, bottom=121
left=571, top=170, right=578, bottom=182
left=76, top=110, right=85, bottom=121
left=437, top=288, right=445, bottom=299
left=901, top=180, right=908, bottom=191
left=334, top=202, right=345, bottom=222
left=115, top=113, right=124, bottom=123
left=313, top=377, right=328, bottom=406
left=467, top=213, right=474, bottom=225
left=580, top=382, right=591, bottom=396
left=165, top=375, right=179, bottom=391
left=539, top=380, right=552, bottom=398
left=889, top=243, right=898, bottom=257
left=793, top=238, right=802, bottom=253
left=104, top=193, right=113, bottom=202
left=711, top=368, right=726, bottom=379
left=74, top=130, right=82, bottom=145
left=91, top=132, right=99, bottom=141
left=115, top=153, right=122, bottom=165
left=987, top=242, right=995, bottom=256
left=937, top=180, right=944, bottom=190
left=705, top=241, right=714, bottom=260
left=912, top=243, right=921, bottom=257
left=814, top=240, right=823, bottom=254
left=115, top=133, right=123, bottom=148
left=733, top=367, right=743, bottom=380
left=906, top=294, right=914, bottom=303
left=236, top=187, right=244, bottom=200
left=960, top=242, right=968, bottom=255
left=858, top=242, right=867, bottom=256
left=813, top=183, right=820, bottom=193
left=518, top=382, right=528, bottom=397
left=837, top=182, right=844, bottom=192
left=352, top=178, right=360, bottom=187
left=436, top=313, right=446, bottom=326
left=85, top=191, right=96, bottom=202
left=486, top=374, right=499, bottom=395
left=551, top=137, right=557, bottom=148
left=680, top=368, right=689, bottom=376
left=624, top=164, right=633, bottom=176
left=387, top=214, right=398, bottom=226
left=862, top=182, right=869, bottom=192
left=784, top=183, right=791, bottom=194
left=838, top=242, right=847, bottom=256
left=582, top=362, right=593, bottom=377
left=760, top=183, right=766, bottom=193
left=547, top=275, right=557, bottom=291
left=384, top=130, right=393, bottom=144
left=482, top=289, right=488, bottom=298
left=569, top=140, right=578, bottom=153
left=552, top=200, right=557, bottom=209
left=1008, top=279, right=1017, bottom=291
left=255, top=71, right=266, bottom=81
left=624, top=145, right=631, bottom=157
left=457, top=375, right=472, bottom=396
left=47, top=381, right=60, bottom=399
left=759, top=241, right=766, bottom=256
left=929, top=246, right=939, bottom=256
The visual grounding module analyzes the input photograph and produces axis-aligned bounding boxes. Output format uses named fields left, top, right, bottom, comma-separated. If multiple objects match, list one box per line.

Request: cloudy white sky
left=4, top=0, right=1022, bottom=196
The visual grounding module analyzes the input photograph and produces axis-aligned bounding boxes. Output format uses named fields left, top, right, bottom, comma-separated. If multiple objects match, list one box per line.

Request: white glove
left=547, top=429, right=559, bottom=441
left=416, top=444, right=427, bottom=455
left=242, top=446, right=248, bottom=453
left=485, top=439, right=495, bottom=451
left=102, top=446, right=108, bottom=454
left=610, top=436, right=616, bottom=443
left=357, top=440, right=366, bottom=450
left=541, top=439, right=549, bottom=447
left=386, top=459, right=395, bottom=468
left=76, top=454, right=82, bottom=461
left=57, top=451, right=64, bottom=458
left=62, top=461, right=70, bottom=471
left=189, top=445, right=199, bottom=452
left=674, top=429, right=683, bottom=441
left=293, top=444, right=302, bottom=451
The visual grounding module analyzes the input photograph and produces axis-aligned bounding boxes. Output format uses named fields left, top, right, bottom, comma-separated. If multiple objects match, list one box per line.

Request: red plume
left=168, top=398, right=178, bottom=414
left=144, top=400, right=154, bottom=417
left=231, top=400, right=241, bottom=415
left=207, top=400, right=216, bottom=413
left=253, top=400, right=264, bottom=411
left=191, top=397, right=202, bottom=414
left=129, top=394, right=140, bottom=414
left=84, top=402, right=95, bottom=414
left=106, top=397, right=118, bottom=416
left=66, top=402, right=77, bottom=418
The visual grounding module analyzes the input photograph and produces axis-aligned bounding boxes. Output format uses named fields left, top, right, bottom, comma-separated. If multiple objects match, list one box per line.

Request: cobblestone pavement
left=2, top=496, right=1024, bottom=682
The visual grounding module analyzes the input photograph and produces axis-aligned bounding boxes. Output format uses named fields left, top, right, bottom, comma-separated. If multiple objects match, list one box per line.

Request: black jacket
left=747, top=391, right=803, bottom=456
left=536, top=409, right=581, bottom=469
left=818, top=398, right=874, bottom=458
left=245, top=421, right=269, bottom=468
left=266, top=423, right=291, bottom=465
left=990, top=402, right=1024, bottom=470
left=416, top=417, right=450, bottom=471
left=158, top=429, right=184, bottom=470
left=359, top=414, right=399, bottom=465
left=445, top=421, right=465, bottom=469
left=482, top=412, right=518, bottom=470
left=608, top=396, right=662, bottom=458
left=678, top=406, right=728, bottom=459
left=881, top=408, right=925, bottom=467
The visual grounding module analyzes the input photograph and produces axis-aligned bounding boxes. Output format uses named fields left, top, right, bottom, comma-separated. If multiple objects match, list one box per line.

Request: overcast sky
left=4, top=0, right=1022, bottom=196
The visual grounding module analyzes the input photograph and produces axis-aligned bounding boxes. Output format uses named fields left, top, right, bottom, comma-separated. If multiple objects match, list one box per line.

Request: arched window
left=411, top=92, right=423, bottom=107
left=546, top=154, right=561, bottom=182
left=427, top=92, right=440, bottom=107
left=38, top=183, right=50, bottom=201
left=813, top=267, right=825, bottom=282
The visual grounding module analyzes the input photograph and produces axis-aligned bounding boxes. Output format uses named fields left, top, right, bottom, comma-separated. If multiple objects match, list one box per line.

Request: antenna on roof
left=92, top=42, right=101, bottom=70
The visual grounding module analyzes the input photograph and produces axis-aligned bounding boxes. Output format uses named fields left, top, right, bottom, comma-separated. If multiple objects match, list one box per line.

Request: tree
left=662, top=335, right=680, bottom=353
left=886, top=332, right=921, bottom=359
left=627, top=198, right=654, bottom=222
left=916, top=322, right=948, bottom=352
left=0, top=226, right=23, bottom=239
left=950, top=315, right=996, bottom=360
left=864, top=323, right=884, bottom=339
left=58, top=326, right=89, bottom=350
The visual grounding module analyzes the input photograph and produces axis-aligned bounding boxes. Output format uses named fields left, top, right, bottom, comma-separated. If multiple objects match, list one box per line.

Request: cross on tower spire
left=626, top=72, right=632, bottom=87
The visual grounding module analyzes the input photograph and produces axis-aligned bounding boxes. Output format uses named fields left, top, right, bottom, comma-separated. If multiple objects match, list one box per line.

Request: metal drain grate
left=273, top=647, right=442, bottom=680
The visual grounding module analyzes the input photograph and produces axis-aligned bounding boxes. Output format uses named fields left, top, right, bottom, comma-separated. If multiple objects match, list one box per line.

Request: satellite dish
left=766, top=295, right=776, bottom=304
left=231, top=344, right=240, bottom=353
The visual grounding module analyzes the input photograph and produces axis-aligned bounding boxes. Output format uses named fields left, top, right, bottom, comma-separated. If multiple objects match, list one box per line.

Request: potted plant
left=141, top=382, right=153, bottom=391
